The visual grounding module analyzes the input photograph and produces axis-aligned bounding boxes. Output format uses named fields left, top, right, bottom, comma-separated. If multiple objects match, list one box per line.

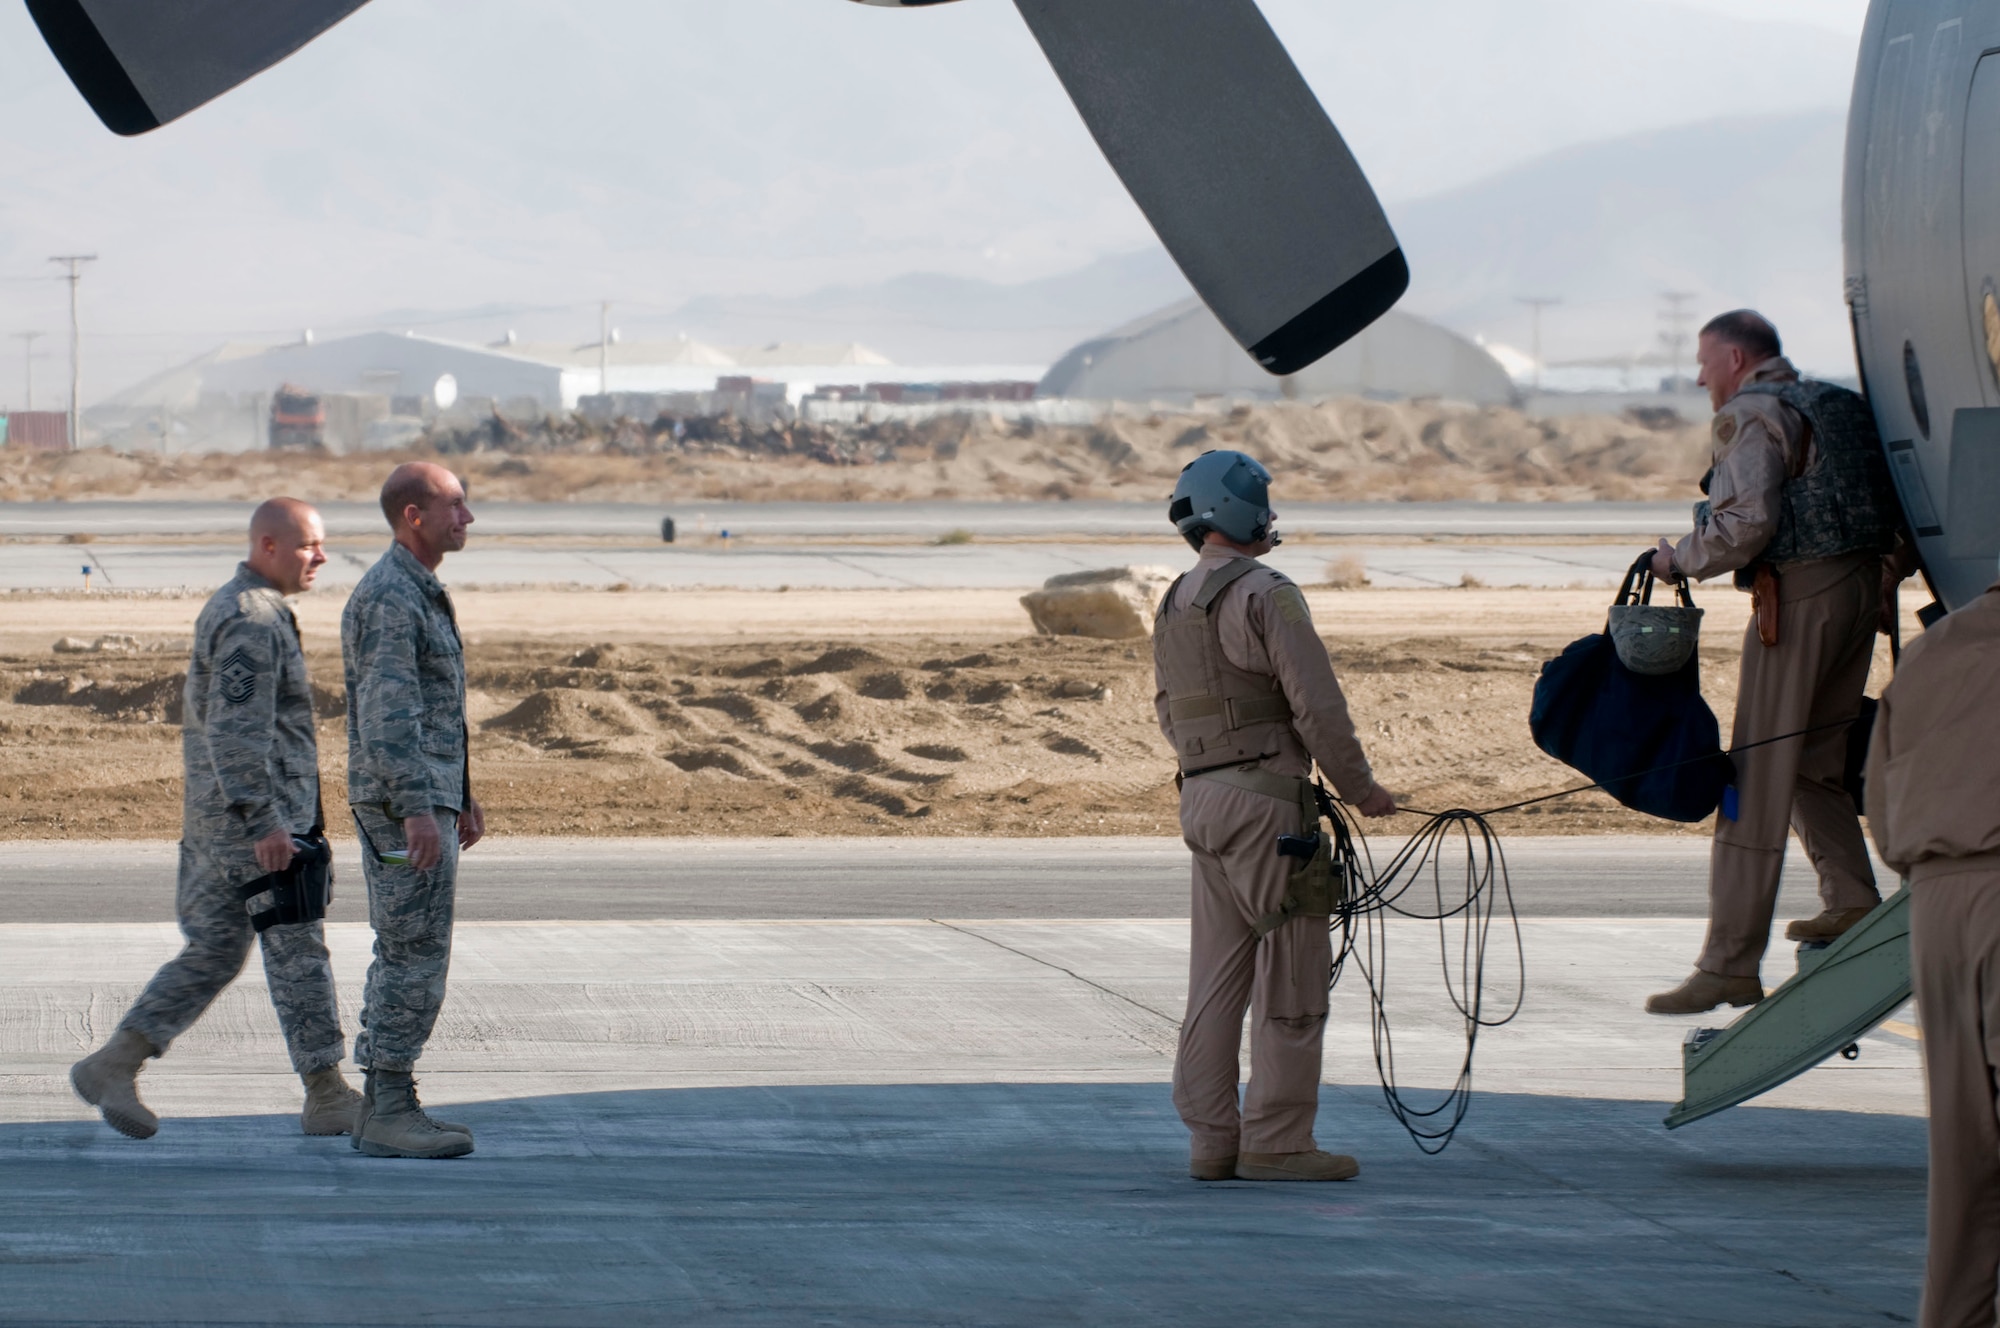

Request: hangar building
left=1037, top=297, right=1516, bottom=406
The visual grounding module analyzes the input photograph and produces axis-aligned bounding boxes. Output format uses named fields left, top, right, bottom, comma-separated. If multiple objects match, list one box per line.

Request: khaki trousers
left=1699, top=555, right=1881, bottom=978
left=1912, top=857, right=2000, bottom=1328
left=1173, top=776, right=1332, bottom=1161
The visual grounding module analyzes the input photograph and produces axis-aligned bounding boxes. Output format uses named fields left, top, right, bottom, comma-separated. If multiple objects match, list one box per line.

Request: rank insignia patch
left=218, top=648, right=258, bottom=705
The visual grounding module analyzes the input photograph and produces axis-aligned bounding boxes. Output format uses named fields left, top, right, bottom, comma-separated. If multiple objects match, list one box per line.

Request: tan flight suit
left=1864, top=584, right=2000, bottom=1328
left=1154, top=549, right=1379, bottom=1164
left=1669, top=357, right=1883, bottom=979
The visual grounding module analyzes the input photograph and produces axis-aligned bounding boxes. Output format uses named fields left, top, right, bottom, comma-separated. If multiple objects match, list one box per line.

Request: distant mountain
left=641, top=110, right=1848, bottom=378
left=657, top=250, right=1192, bottom=367
left=1392, top=109, right=1850, bottom=375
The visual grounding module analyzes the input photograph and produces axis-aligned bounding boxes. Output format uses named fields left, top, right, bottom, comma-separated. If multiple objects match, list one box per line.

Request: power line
left=49, top=255, right=97, bottom=450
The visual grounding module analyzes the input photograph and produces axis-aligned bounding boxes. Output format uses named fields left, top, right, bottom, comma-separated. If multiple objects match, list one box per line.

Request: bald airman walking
left=70, top=499, right=363, bottom=1139
left=344, top=462, right=486, bottom=1159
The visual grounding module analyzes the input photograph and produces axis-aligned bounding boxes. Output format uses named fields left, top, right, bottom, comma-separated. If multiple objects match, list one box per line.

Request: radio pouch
left=1255, top=781, right=1345, bottom=937
left=238, top=830, right=333, bottom=934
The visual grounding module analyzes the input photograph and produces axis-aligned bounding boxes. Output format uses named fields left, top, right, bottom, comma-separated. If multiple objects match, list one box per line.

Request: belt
left=1182, top=764, right=1305, bottom=804
left=1166, top=694, right=1291, bottom=725
left=1909, top=850, right=2000, bottom=884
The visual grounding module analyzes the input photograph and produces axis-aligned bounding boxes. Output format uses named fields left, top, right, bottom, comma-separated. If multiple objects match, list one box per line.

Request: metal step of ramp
left=1665, top=886, right=1911, bottom=1129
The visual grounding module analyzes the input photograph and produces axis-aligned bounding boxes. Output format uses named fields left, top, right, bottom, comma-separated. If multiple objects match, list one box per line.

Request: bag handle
left=1616, top=551, right=1654, bottom=607
left=1617, top=550, right=1699, bottom=611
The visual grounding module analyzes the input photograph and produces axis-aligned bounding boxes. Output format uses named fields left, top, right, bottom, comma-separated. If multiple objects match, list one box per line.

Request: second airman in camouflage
left=70, top=499, right=364, bottom=1141
left=344, top=461, right=486, bottom=1160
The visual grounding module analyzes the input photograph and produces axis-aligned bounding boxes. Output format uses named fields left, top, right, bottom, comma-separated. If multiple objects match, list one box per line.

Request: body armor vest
left=1153, top=558, right=1296, bottom=773
left=1694, top=380, right=1901, bottom=587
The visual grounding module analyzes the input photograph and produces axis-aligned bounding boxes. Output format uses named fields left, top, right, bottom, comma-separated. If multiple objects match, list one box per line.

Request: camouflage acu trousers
left=120, top=841, right=346, bottom=1075
left=352, top=805, right=460, bottom=1073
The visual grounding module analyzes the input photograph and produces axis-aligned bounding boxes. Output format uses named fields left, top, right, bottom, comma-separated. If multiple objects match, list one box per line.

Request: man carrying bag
left=1642, top=311, right=1899, bottom=1015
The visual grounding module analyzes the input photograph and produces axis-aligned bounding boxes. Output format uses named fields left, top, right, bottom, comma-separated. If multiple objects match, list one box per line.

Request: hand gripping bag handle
left=1615, top=551, right=1697, bottom=616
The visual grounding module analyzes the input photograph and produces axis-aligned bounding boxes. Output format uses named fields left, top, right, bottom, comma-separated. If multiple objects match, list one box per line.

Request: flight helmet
left=1168, top=449, right=1277, bottom=552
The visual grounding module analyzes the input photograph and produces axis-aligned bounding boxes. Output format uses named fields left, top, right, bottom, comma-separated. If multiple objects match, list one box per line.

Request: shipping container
left=2, top=411, right=69, bottom=450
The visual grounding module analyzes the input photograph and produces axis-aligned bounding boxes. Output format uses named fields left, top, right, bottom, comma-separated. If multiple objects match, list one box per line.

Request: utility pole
left=12, top=331, right=43, bottom=410
left=49, top=255, right=97, bottom=450
left=1659, top=291, right=1698, bottom=391
left=599, top=300, right=611, bottom=404
left=1515, top=296, right=1561, bottom=392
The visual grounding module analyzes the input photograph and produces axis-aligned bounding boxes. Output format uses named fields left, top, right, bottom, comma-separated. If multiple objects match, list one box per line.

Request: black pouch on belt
left=1259, top=782, right=1345, bottom=936
left=238, top=830, right=334, bottom=933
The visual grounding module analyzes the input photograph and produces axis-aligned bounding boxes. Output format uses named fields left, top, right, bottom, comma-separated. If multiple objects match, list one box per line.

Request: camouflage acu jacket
left=342, top=542, right=468, bottom=819
left=184, top=563, right=319, bottom=882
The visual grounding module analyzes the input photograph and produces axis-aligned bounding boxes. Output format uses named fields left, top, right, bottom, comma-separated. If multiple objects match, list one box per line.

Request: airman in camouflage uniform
left=70, top=498, right=364, bottom=1140
left=345, top=461, right=485, bottom=1160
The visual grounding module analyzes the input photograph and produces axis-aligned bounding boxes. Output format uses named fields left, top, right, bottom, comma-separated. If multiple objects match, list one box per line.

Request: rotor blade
left=1014, top=0, right=1405, bottom=376
left=25, top=0, right=371, bottom=135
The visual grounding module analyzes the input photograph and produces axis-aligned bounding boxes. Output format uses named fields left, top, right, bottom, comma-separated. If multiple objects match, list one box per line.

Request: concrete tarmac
left=0, top=834, right=1846, bottom=922
left=0, top=836, right=1925, bottom=1326
left=5, top=538, right=1646, bottom=593
left=0, top=498, right=1691, bottom=540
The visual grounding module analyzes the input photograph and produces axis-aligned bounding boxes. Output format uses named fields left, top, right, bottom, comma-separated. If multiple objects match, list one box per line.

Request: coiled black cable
left=1317, top=711, right=1862, bottom=1154
left=1319, top=791, right=1524, bottom=1154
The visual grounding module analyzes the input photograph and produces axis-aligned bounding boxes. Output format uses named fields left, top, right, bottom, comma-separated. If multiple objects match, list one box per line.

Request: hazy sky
left=0, top=0, right=1871, bottom=397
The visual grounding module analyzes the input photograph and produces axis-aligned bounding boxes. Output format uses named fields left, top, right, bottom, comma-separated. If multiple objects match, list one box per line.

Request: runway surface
left=4, top=538, right=1653, bottom=593
left=0, top=835, right=1924, bottom=1326
left=0, top=498, right=1690, bottom=540
left=1, top=834, right=1840, bottom=923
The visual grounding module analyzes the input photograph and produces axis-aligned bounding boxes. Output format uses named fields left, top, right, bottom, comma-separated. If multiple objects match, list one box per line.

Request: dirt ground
left=0, top=585, right=1903, bottom=843
left=1, top=396, right=1711, bottom=505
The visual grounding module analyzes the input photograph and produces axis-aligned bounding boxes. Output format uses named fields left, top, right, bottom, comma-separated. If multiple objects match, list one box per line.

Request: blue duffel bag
left=1528, top=577, right=1735, bottom=823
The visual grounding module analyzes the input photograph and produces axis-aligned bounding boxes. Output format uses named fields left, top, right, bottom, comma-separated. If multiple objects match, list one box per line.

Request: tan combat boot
left=1784, top=906, right=1876, bottom=943
left=1190, top=1155, right=1238, bottom=1181
left=300, top=1067, right=365, bottom=1136
left=349, top=1070, right=469, bottom=1150
left=1235, top=1150, right=1360, bottom=1182
left=355, top=1070, right=473, bottom=1159
left=1645, top=969, right=1765, bottom=1015
left=70, top=1027, right=161, bottom=1139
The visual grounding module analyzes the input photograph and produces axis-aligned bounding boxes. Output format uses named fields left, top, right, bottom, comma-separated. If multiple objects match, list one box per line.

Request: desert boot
left=301, top=1067, right=365, bottom=1136
left=1235, top=1150, right=1360, bottom=1181
left=1190, top=1154, right=1238, bottom=1181
left=1645, top=969, right=1765, bottom=1015
left=1784, top=905, right=1877, bottom=943
left=70, top=1027, right=160, bottom=1140
left=355, top=1070, right=473, bottom=1159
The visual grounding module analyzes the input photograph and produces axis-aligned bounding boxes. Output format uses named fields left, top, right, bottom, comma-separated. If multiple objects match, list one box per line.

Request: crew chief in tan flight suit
left=1646, top=310, right=1902, bottom=1015
left=1865, top=570, right=2000, bottom=1328
left=1155, top=450, right=1397, bottom=1183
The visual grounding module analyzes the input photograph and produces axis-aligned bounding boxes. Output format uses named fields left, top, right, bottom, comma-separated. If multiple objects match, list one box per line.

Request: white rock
left=1020, top=565, right=1178, bottom=640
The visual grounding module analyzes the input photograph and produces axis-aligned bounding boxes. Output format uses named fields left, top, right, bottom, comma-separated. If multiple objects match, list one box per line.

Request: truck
left=268, top=384, right=325, bottom=450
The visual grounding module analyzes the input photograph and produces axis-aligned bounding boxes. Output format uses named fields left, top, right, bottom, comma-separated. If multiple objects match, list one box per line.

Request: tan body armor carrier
left=1154, top=558, right=1295, bottom=772
left=1155, top=558, right=1344, bottom=934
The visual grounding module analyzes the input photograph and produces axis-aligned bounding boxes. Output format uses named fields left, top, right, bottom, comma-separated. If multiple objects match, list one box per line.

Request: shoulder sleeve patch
left=217, top=647, right=259, bottom=705
left=1271, top=584, right=1310, bottom=626
left=1713, top=414, right=1738, bottom=445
